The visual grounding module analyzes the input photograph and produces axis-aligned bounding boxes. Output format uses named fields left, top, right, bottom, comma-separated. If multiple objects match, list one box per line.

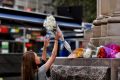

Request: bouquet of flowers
left=43, top=15, right=72, bottom=53
left=83, top=48, right=92, bottom=58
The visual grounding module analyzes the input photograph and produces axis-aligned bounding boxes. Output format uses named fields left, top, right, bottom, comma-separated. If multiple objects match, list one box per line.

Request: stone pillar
left=109, top=0, right=117, bottom=15
left=97, top=0, right=111, bottom=17
left=114, top=0, right=120, bottom=14
left=92, top=0, right=111, bottom=47
left=107, top=0, right=120, bottom=46
left=92, top=0, right=117, bottom=47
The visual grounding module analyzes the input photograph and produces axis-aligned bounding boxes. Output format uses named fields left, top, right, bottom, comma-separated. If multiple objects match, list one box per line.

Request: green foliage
left=52, top=0, right=96, bottom=23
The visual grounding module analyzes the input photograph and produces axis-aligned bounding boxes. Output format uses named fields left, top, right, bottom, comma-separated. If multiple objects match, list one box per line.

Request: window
left=17, top=5, right=24, bottom=10
left=2, top=0, right=15, bottom=8
left=9, top=42, right=23, bottom=53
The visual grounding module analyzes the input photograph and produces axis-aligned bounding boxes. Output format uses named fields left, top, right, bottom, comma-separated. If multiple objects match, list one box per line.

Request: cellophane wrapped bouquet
left=43, top=15, right=72, bottom=53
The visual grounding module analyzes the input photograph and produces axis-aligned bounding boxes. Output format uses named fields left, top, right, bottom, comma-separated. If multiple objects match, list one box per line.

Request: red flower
left=97, top=47, right=107, bottom=58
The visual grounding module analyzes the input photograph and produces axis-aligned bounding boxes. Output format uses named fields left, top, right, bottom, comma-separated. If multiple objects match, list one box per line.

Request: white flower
left=83, top=48, right=92, bottom=58
left=43, top=15, right=57, bottom=31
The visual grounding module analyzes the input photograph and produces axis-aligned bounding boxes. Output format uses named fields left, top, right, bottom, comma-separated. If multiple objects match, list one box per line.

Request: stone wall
left=51, top=58, right=120, bottom=80
left=51, top=65, right=110, bottom=80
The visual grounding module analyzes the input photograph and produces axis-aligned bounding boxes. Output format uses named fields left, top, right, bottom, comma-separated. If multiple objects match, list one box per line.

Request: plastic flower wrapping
left=104, top=43, right=120, bottom=58
left=68, top=48, right=84, bottom=58
left=96, top=43, right=120, bottom=58
left=97, top=46, right=107, bottom=58
left=83, top=48, right=92, bottom=58
left=74, top=48, right=84, bottom=57
left=115, top=52, right=120, bottom=58
left=43, top=15, right=72, bottom=53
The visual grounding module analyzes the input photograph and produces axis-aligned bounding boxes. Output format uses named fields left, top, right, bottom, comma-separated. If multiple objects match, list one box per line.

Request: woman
left=38, top=37, right=51, bottom=78
left=21, top=31, right=61, bottom=80
left=38, top=37, right=50, bottom=67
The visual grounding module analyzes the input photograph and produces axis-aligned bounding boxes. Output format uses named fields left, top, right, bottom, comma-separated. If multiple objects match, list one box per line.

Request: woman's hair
left=21, top=51, right=37, bottom=80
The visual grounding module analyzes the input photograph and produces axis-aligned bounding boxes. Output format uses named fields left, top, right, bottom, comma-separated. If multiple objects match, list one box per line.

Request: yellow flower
left=73, top=48, right=84, bottom=58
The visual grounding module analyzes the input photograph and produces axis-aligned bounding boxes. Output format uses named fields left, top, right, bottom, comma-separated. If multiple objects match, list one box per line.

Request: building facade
left=0, top=0, right=56, bottom=14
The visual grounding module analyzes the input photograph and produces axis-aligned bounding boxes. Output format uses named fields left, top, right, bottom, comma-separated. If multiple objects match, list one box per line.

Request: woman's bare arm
left=44, top=32, right=60, bottom=71
left=41, top=38, right=50, bottom=61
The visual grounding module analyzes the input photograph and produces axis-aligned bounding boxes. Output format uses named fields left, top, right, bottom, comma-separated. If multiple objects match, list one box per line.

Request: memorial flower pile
left=97, top=43, right=120, bottom=58
left=69, top=43, right=120, bottom=58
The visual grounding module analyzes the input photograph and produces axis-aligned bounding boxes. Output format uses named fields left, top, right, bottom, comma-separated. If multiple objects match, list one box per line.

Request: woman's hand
left=43, top=37, right=50, bottom=48
left=44, top=31, right=61, bottom=71
left=41, top=37, right=49, bottom=61
left=55, top=31, right=62, bottom=40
